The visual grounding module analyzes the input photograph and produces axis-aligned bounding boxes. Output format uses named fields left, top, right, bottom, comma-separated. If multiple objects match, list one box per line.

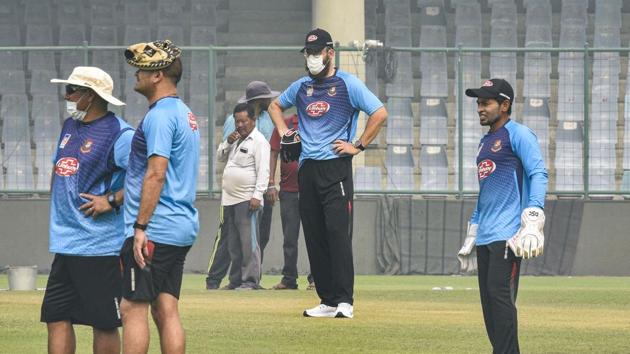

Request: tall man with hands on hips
left=457, top=79, right=548, bottom=354
left=268, top=28, right=387, bottom=318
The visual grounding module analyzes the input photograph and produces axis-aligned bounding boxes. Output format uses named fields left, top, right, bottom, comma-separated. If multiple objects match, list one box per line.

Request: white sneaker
left=334, top=302, right=354, bottom=318
left=303, top=304, right=337, bottom=318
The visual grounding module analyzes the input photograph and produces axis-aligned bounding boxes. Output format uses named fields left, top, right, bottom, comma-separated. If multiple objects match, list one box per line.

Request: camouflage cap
left=124, top=39, right=182, bottom=70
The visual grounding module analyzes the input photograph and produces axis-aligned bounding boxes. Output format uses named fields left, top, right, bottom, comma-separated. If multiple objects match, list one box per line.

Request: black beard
left=305, top=56, right=332, bottom=80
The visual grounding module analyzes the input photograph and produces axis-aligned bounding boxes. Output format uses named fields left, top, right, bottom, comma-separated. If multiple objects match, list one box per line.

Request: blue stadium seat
left=355, top=166, right=382, bottom=191
left=557, top=70, right=584, bottom=121
left=419, top=98, right=447, bottom=146
left=420, top=26, right=447, bottom=98
left=523, top=26, right=551, bottom=98
left=489, top=23, right=516, bottom=94
left=420, top=144, right=448, bottom=191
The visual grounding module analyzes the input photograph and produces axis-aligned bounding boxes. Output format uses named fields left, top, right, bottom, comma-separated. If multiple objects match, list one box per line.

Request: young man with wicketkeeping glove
left=457, top=79, right=548, bottom=354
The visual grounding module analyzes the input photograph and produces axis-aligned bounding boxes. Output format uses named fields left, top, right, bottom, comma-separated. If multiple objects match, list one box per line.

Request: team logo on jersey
left=59, top=134, right=71, bottom=149
left=305, top=101, right=330, bottom=117
left=55, top=157, right=79, bottom=177
left=491, top=139, right=502, bottom=152
left=80, top=139, right=93, bottom=154
left=327, top=86, right=337, bottom=96
left=477, top=159, right=496, bottom=180
left=188, top=112, right=198, bottom=132
left=306, top=86, right=314, bottom=97
left=307, top=34, right=318, bottom=42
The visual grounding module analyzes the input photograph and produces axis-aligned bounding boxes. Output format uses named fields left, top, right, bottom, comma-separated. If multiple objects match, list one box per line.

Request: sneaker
left=306, top=282, right=316, bottom=291
left=235, top=285, right=255, bottom=291
left=219, top=284, right=237, bottom=290
left=272, top=282, right=298, bottom=290
left=206, top=283, right=219, bottom=290
left=303, top=304, right=337, bottom=318
left=334, top=303, right=354, bottom=319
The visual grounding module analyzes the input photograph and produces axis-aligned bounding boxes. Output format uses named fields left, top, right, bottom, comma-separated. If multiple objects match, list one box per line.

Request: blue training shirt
left=124, top=97, right=200, bottom=247
left=470, top=119, right=548, bottom=245
left=222, top=110, right=275, bottom=141
left=277, top=70, right=383, bottom=162
left=50, top=113, right=134, bottom=256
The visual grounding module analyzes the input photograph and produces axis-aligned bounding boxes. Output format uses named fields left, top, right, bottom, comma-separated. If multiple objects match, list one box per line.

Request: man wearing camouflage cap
left=119, top=40, right=200, bottom=354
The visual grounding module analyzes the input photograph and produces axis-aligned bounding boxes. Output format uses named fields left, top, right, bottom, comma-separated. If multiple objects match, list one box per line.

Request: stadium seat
left=26, top=25, right=56, bottom=71
left=355, top=166, right=382, bottom=191
left=555, top=121, right=583, bottom=192
left=190, top=2, right=217, bottom=26
left=384, top=0, right=411, bottom=28
left=490, top=2, right=517, bottom=26
left=2, top=141, right=34, bottom=191
left=157, top=2, right=184, bottom=26
left=124, top=25, right=153, bottom=47
left=0, top=25, right=23, bottom=70
left=419, top=98, right=447, bottom=146
left=0, top=70, right=26, bottom=94
left=589, top=143, right=616, bottom=192
left=123, top=3, right=152, bottom=26
left=90, top=3, right=118, bottom=26
left=59, top=24, right=87, bottom=74
left=525, top=0, right=551, bottom=27
left=386, top=97, right=414, bottom=145
left=490, top=24, right=517, bottom=94
left=419, top=144, right=448, bottom=191
left=24, top=0, right=52, bottom=25
left=595, top=0, right=622, bottom=29
left=454, top=2, right=481, bottom=28
left=557, top=70, right=584, bottom=121
left=385, top=145, right=415, bottom=191
left=558, top=24, right=585, bottom=74
left=157, top=25, right=186, bottom=46
left=523, top=26, right=552, bottom=98
left=30, top=70, right=58, bottom=95
left=522, top=98, right=550, bottom=163
left=190, top=26, right=218, bottom=73
left=561, top=0, right=588, bottom=26
left=56, top=1, right=85, bottom=25
left=455, top=27, right=481, bottom=72
left=417, top=0, right=446, bottom=27
left=90, top=26, right=119, bottom=74
left=419, top=26, right=447, bottom=98
left=31, top=94, right=61, bottom=143
left=0, top=1, right=18, bottom=25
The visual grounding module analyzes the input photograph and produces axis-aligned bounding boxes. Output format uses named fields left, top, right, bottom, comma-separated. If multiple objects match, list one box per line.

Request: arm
left=266, top=148, right=280, bottom=206
left=268, top=99, right=289, bottom=136
left=511, top=127, right=548, bottom=208
left=216, top=139, right=233, bottom=163
left=333, top=106, right=388, bottom=155
left=133, top=155, right=168, bottom=267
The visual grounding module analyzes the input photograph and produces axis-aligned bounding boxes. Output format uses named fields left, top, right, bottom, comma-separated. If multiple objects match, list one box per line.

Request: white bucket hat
left=51, top=66, right=125, bottom=106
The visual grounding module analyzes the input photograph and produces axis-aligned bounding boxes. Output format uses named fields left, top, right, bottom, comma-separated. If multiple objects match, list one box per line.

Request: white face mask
left=306, top=54, right=326, bottom=75
left=66, top=94, right=91, bottom=121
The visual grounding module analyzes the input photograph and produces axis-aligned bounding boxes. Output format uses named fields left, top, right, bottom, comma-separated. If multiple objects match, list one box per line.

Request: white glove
left=457, top=223, right=478, bottom=272
left=507, top=207, right=545, bottom=259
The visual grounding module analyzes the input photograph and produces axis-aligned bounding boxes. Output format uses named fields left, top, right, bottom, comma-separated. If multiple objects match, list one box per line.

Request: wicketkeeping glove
left=280, top=129, right=301, bottom=163
left=507, top=207, right=545, bottom=259
left=457, top=223, right=478, bottom=273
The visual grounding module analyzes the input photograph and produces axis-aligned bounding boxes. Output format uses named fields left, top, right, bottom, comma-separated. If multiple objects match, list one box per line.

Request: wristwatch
left=107, top=193, right=120, bottom=214
left=353, top=140, right=366, bottom=151
left=133, top=221, right=148, bottom=231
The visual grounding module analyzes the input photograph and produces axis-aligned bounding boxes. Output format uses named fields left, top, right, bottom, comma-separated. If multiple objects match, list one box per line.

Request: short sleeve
left=344, top=74, right=383, bottom=115
left=278, top=78, right=307, bottom=109
left=113, top=129, right=135, bottom=169
left=143, top=109, right=176, bottom=159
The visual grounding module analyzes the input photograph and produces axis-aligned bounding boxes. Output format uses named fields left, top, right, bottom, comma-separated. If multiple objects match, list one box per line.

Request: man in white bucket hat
left=41, top=66, right=134, bottom=353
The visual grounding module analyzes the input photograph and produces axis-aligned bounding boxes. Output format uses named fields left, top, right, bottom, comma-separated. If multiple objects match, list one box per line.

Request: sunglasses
left=303, top=47, right=330, bottom=56
left=65, top=84, right=87, bottom=95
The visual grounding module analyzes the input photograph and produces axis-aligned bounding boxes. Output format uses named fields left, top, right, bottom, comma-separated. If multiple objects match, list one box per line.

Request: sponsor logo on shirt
left=327, top=86, right=337, bottom=97
left=59, top=134, right=71, bottom=149
left=188, top=112, right=198, bottom=132
left=80, top=139, right=93, bottom=154
left=491, top=139, right=502, bottom=152
left=477, top=159, right=496, bottom=180
left=305, top=101, right=330, bottom=118
left=55, top=157, right=79, bottom=177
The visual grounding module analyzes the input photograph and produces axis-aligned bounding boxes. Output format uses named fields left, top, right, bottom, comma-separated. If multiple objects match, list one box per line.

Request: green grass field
left=1, top=275, right=629, bottom=353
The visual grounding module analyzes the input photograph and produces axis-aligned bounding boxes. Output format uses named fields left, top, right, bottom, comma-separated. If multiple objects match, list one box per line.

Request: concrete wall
left=0, top=198, right=628, bottom=276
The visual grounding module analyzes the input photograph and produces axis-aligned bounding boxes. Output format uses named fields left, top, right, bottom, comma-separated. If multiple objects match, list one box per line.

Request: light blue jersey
left=50, top=113, right=134, bottom=256
left=277, top=70, right=383, bottom=162
left=124, top=97, right=200, bottom=246
left=470, top=119, right=548, bottom=245
left=222, top=110, right=275, bottom=141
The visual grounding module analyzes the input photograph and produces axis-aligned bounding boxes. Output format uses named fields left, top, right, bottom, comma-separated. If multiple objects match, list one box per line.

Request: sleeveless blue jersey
left=123, top=97, right=200, bottom=247
left=278, top=70, right=383, bottom=162
left=49, top=113, right=134, bottom=256
left=470, top=119, right=548, bottom=245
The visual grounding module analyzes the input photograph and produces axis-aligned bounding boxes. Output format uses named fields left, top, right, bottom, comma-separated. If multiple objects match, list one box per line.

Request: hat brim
left=465, top=88, right=497, bottom=99
left=300, top=45, right=328, bottom=53
left=51, top=78, right=126, bottom=106
left=237, top=91, right=280, bottom=103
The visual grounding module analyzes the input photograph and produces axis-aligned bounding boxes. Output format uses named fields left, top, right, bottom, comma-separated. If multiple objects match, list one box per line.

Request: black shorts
left=120, top=237, right=191, bottom=302
left=40, top=254, right=122, bottom=330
